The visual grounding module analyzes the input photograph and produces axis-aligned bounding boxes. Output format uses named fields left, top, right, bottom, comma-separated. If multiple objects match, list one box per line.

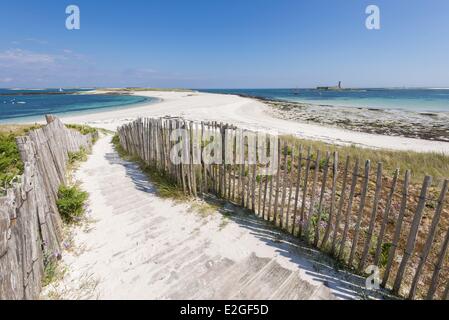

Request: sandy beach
left=59, top=90, right=449, bottom=154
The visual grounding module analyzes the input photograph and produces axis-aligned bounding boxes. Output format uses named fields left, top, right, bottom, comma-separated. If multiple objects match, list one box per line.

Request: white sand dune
left=61, top=90, right=449, bottom=154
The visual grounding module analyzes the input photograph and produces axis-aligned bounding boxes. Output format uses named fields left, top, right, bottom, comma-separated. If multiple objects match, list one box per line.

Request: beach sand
left=59, top=90, right=449, bottom=154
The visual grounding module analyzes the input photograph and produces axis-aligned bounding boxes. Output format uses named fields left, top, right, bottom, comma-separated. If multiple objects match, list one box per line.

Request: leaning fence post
left=392, top=175, right=432, bottom=295
left=359, top=162, right=383, bottom=272
left=349, top=160, right=370, bottom=267
left=409, top=179, right=448, bottom=299
left=299, top=146, right=312, bottom=237
left=279, top=142, right=289, bottom=229
left=291, top=145, right=303, bottom=235
left=322, top=151, right=338, bottom=250
left=304, top=150, right=320, bottom=242
left=314, top=151, right=330, bottom=247
left=427, top=194, right=449, bottom=299
left=331, top=155, right=350, bottom=255
left=338, top=158, right=359, bottom=260
left=382, top=170, right=411, bottom=288
left=272, top=139, right=282, bottom=226
left=374, top=168, right=399, bottom=266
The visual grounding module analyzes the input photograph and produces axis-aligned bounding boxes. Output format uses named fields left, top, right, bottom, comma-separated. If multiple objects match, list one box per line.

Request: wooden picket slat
left=338, top=158, right=359, bottom=260
left=285, top=144, right=295, bottom=232
left=409, top=180, right=449, bottom=299
left=273, top=140, right=282, bottom=225
left=299, top=146, right=312, bottom=237
left=262, top=174, right=269, bottom=220
left=291, top=145, right=303, bottom=235
left=382, top=170, right=411, bottom=288
left=392, top=175, right=432, bottom=295
left=279, top=143, right=289, bottom=229
left=321, top=151, right=338, bottom=250
left=304, top=150, right=320, bottom=242
left=331, top=155, right=350, bottom=255
left=427, top=185, right=449, bottom=299
left=374, top=169, right=399, bottom=266
left=314, top=151, right=330, bottom=247
left=349, top=160, right=371, bottom=267
left=359, top=162, right=383, bottom=272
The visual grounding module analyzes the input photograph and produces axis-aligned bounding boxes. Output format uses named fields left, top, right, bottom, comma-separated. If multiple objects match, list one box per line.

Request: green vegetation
left=42, top=252, right=59, bottom=286
left=0, top=124, right=42, bottom=189
left=281, top=134, right=449, bottom=185
left=0, top=132, right=22, bottom=189
left=68, top=147, right=88, bottom=166
left=379, top=243, right=392, bottom=268
left=56, top=185, right=88, bottom=223
left=66, top=123, right=98, bottom=135
left=42, top=250, right=67, bottom=287
left=66, top=124, right=99, bottom=143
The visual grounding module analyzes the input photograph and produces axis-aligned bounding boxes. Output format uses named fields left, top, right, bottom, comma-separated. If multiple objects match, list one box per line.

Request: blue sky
left=0, top=0, right=448, bottom=88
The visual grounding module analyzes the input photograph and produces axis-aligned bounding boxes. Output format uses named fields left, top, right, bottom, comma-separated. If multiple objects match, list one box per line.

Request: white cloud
left=0, top=77, right=13, bottom=83
left=0, top=49, right=56, bottom=65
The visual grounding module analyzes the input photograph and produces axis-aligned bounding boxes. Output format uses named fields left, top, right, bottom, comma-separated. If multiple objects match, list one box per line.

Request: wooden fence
left=0, top=116, right=96, bottom=299
left=117, top=117, right=449, bottom=300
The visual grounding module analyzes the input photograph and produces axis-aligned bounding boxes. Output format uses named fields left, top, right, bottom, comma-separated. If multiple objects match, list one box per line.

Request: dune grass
left=56, top=184, right=88, bottom=224
left=281, top=134, right=449, bottom=185
left=0, top=124, right=42, bottom=190
left=66, top=124, right=100, bottom=144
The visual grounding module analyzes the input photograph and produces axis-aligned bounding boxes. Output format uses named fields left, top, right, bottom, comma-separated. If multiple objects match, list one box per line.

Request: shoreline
left=6, top=89, right=449, bottom=154
left=207, top=92, right=449, bottom=142
left=0, top=92, right=158, bottom=125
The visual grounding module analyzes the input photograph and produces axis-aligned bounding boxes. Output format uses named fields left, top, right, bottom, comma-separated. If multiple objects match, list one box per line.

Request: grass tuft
left=56, top=185, right=88, bottom=223
left=281, top=134, right=449, bottom=185
left=66, top=124, right=99, bottom=144
left=68, top=147, right=88, bottom=165
left=0, top=124, right=43, bottom=190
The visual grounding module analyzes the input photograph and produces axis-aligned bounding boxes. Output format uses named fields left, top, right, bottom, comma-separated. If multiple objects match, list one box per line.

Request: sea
left=199, top=88, right=449, bottom=113
left=2, top=88, right=449, bottom=124
left=0, top=88, right=155, bottom=123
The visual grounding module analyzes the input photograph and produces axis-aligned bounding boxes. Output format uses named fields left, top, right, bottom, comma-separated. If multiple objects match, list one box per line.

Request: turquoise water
left=0, top=89, right=155, bottom=123
left=200, top=88, right=449, bottom=113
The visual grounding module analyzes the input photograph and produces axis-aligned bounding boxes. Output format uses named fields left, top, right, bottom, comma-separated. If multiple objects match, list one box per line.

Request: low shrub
left=0, top=132, right=23, bottom=189
left=56, top=185, right=88, bottom=223
left=68, top=147, right=88, bottom=165
left=66, top=124, right=99, bottom=144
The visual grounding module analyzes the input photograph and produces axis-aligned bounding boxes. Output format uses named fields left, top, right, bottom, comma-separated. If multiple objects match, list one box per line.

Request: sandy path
left=42, top=135, right=377, bottom=300
left=60, top=90, right=449, bottom=154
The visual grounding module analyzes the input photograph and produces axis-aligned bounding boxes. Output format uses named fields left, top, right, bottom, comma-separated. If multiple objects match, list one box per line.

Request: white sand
left=59, top=90, right=449, bottom=154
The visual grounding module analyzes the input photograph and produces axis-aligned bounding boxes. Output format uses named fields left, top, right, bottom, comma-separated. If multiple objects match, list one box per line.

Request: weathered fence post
left=392, top=175, right=432, bottom=295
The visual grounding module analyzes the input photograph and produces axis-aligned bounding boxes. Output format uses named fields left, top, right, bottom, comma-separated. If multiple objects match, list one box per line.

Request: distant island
left=317, top=81, right=343, bottom=91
